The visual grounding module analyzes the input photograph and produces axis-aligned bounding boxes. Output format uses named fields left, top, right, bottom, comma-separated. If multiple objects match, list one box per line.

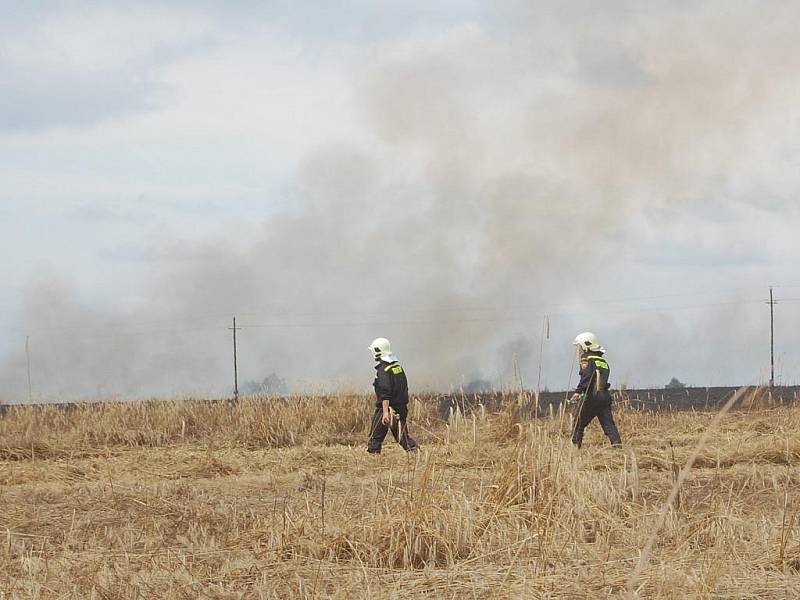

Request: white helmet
left=368, top=337, right=396, bottom=361
left=573, top=331, right=604, bottom=353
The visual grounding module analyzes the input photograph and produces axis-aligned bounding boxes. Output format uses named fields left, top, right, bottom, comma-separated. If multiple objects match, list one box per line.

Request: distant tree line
left=242, top=373, right=287, bottom=396
left=665, top=377, right=687, bottom=390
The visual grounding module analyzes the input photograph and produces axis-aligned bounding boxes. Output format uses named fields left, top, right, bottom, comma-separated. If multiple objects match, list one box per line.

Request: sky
left=1, top=0, right=799, bottom=402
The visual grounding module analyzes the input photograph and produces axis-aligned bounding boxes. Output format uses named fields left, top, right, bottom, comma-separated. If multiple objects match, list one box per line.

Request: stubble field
left=0, top=392, right=798, bottom=599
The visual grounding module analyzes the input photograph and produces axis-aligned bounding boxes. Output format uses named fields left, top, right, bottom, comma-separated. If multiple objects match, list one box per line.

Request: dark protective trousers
left=367, top=406, right=418, bottom=453
left=572, top=397, right=622, bottom=448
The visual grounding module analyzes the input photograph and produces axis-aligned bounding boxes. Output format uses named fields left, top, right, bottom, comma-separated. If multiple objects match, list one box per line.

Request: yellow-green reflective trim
left=586, top=356, right=608, bottom=367
left=384, top=363, right=403, bottom=372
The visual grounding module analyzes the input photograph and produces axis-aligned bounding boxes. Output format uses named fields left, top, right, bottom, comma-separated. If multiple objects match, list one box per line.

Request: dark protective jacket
left=373, top=360, right=409, bottom=409
left=575, top=351, right=612, bottom=404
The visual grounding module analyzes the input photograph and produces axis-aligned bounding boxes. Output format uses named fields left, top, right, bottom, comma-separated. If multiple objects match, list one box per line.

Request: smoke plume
left=2, top=1, right=800, bottom=401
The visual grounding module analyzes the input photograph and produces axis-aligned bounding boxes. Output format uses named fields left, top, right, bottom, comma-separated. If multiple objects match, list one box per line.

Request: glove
left=568, top=393, right=583, bottom=405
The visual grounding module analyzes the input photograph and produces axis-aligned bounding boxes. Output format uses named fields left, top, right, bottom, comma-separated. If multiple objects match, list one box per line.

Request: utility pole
left=767, top=287, right=777, bottom=388
left=229, top=317, right=241, bottom=401
left=25, top=336, right=32, bottom=403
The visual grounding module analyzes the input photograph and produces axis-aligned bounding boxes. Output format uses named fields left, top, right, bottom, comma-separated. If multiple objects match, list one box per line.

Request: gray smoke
left=2, top=1, right=800, bottom=401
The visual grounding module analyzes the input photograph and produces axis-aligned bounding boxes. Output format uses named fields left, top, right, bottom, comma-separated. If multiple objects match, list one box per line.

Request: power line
left=240, top=299, right=763, bottom=329
left=23, top=325, right=224, bottom=344
left=1, top=284, right=782, bottom=336
left=7, top=293, right=799, bottom=346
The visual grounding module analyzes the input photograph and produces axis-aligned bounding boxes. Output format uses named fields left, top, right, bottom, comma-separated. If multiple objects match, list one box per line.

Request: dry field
left=0, top=392, right=798, bottom=599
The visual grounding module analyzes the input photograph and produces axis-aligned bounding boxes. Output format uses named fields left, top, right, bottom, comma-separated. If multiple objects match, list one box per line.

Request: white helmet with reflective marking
left=573, top=331, right=604, bottom=353
left=368, top=337, right=396, bottom=362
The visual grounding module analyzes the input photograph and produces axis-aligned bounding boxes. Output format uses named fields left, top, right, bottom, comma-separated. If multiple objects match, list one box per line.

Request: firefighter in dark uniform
left=367, top=337, right=418, bottom=454
left=570, top=332, right=622, bottom=448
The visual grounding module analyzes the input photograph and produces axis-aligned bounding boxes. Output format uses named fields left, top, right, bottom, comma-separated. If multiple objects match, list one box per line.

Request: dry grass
left=0, top=392, right=798, bottom=598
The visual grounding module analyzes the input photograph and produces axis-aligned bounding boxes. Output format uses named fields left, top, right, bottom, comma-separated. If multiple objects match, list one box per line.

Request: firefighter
left=366, top=337, right=418, bottom=454
left=570, top=332, right=622, bottom=448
